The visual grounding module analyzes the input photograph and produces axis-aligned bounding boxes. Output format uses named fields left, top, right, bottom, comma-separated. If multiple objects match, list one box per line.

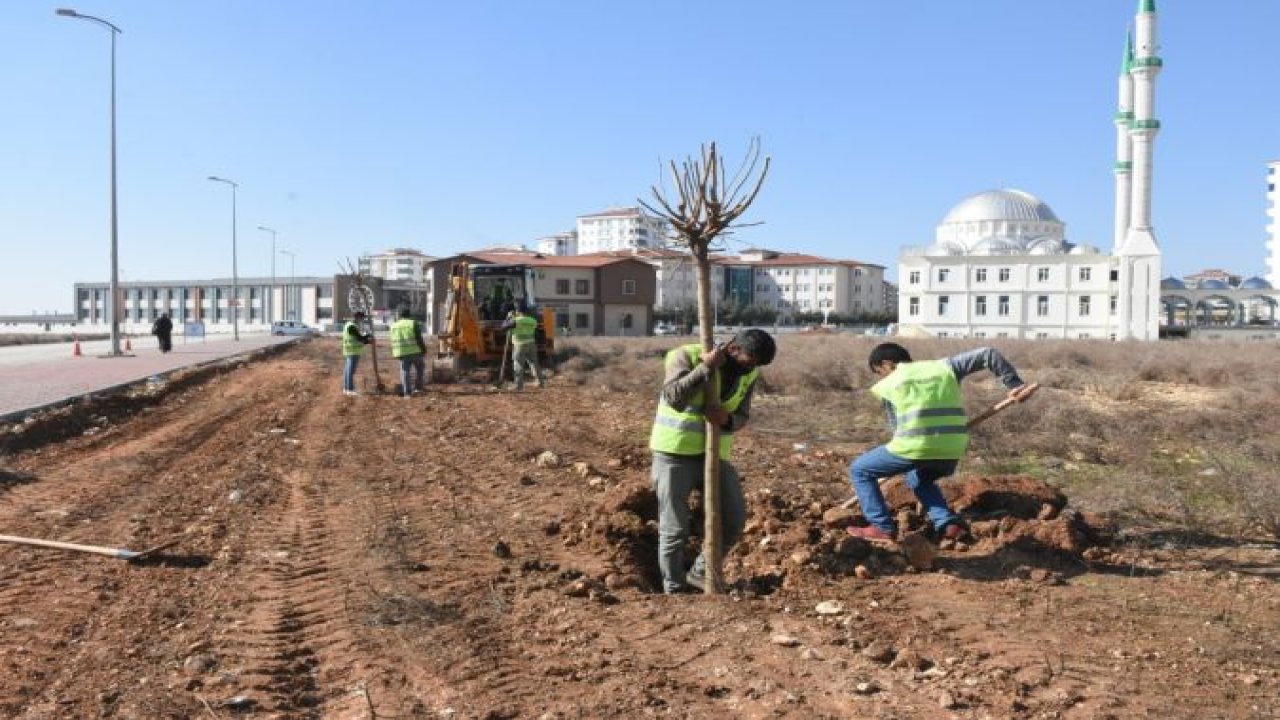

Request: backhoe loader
left=432, top=262, right=555, bottom=382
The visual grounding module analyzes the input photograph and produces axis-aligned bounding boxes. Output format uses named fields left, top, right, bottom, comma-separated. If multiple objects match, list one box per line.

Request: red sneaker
left=847, top=525, right=895, bottom=542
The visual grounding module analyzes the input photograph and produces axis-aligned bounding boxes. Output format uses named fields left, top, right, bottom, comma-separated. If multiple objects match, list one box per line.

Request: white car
left=271, top=320, right=319, bottom=336
left=654, top=323, right=679, bottom=336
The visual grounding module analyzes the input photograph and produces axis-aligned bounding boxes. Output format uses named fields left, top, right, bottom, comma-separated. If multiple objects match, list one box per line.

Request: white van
left=271, top=320, right=318, bottom=336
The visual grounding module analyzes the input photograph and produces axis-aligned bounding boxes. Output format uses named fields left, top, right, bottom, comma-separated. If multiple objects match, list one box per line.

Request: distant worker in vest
left=501, top=304, right=545, bottom=390
left=341, top=311, right=374, bottom=396
left=848, top=343, right=1035, bottom=543
left=649, top=328, right=776, bottom=594
left=389, top=306, right=428, bottom=398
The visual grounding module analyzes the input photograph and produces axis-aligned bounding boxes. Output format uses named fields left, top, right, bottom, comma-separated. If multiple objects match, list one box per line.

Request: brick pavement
left=0, top=335, right=302, bottom=420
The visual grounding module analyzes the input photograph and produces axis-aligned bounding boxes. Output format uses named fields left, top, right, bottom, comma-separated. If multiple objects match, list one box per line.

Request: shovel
left=0, top=533, right=184, bottom=561
left=838, top=382, right=1040, bottom=510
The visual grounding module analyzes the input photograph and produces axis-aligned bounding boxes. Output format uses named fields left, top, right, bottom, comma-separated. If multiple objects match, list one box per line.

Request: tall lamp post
left=257, top=226, right=277, bottom=323
left=207, top=176, right=240, bottom=341
left=57, top=7, right=124, bottom=356
left=279, top=250, right=296, bottom=320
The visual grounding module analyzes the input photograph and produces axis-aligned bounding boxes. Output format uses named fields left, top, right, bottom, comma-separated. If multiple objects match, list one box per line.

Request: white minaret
left=1267, top=160, right=1279, bottom=288
left=1112, top=34, right=1135, bottom=250
left=1117, top=0, right=1163, bottom=340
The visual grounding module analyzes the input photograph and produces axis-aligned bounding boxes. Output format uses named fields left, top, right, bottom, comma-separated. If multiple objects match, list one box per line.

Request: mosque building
left=897, top=0, right=1165, bottom=341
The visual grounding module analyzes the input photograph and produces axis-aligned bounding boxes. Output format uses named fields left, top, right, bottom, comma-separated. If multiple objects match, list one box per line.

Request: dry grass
left=556, top=333, right=1280, bottom=541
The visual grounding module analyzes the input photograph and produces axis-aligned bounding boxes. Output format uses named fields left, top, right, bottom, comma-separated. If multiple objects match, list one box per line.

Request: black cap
left=733, top=328, right=776, bottom=366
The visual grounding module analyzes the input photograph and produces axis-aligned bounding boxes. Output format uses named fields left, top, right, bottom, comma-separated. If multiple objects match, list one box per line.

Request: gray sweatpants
left=651, top=451, right=746, bottom=594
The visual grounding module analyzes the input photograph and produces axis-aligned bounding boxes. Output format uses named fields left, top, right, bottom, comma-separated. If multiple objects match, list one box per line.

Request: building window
left=1079, top=267, right=1092, bottom=282
left=998, top=268, right=1011, bottom=282
left=974, top=332, right=986, bottom=339
left=938, top=296, right=949, bottom=315
left=938, top=268, right=950, bottom=283
left=975, top=268, right=987, bottom=282
left=909, top=271, right=920, bottom=285
left=1037, top=295, right=1049, bottom=316
left=574, top=313, right=589, bottom=329
left=556, top=313, right=569, bottom=329
left=909, top=297, right=919, bottom=316
left=1037, top=267, right=1050, bottom=282
left=1110, top=269, right=1119, bottom=282
left=575, top=279, right=590, bottom=295
left=975, top=296, right=987, bottom=316
left=997, top=332, right=1009, bottom=339
left=1110, top=295, right=1117, bottom=314
left=556, top=279, right=570, bottom=294
left=998, top=295, right=1010, bottom=316
left=1036, top=332, right=1049, bottom=339
left=1079, top=296, right=1091, bottom=316
left=621, top=279, right=635, bottom=295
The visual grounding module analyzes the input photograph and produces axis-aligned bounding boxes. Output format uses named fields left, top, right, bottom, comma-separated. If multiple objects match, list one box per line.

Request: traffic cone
left=73, top=336, right=82, bottom=357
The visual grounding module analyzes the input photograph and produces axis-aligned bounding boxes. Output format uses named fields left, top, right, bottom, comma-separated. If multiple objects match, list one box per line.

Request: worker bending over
left=848, top=342, right=1033, bottom=543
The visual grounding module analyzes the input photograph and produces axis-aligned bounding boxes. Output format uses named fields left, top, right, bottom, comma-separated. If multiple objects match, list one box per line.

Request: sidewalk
left=0, top=334, right=299, bottom=420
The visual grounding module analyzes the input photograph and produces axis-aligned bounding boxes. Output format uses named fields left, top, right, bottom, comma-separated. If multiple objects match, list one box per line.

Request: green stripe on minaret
left=1122, top=32, right=1133, bottom=73
left=1139, top=0, right=1155, bottom=13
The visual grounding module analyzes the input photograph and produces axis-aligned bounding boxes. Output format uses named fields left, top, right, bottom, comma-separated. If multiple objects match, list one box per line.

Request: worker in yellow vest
left=848, top=342, right=1033, bottom=543
left=389, top=306, right=428, bottom=398
left=501, top=304, right=544, bottom=390
left=341, top=311, right=373, bottom=396
left=648, top=328, right=776, bottom=594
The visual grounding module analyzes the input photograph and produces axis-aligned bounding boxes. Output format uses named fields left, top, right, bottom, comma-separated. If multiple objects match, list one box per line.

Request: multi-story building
left=536, top=231, right=578, bottom=257
left=427, top=250, right=657, bottom=336
left=73, top=276, right=336, bottom=333
left=359, top=248, right=432, bottom=283
left=575, top=207, right=670, bottom=254
left=731, top=249, right=887, bottom=320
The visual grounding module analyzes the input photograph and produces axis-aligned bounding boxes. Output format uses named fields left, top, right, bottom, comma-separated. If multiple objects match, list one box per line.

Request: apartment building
left=575, top=207, right=670, bottom=254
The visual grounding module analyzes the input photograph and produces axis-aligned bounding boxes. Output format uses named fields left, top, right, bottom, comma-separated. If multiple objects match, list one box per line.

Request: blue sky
left=2, top=0, right=1277, bottom=314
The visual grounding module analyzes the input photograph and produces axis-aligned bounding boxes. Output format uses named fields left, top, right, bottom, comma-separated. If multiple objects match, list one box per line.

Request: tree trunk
left=694, top=259, right=722, bottom=594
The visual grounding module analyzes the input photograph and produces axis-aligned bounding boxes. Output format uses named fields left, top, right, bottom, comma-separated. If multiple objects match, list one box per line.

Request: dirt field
left=1, top=338, right=1276, bottom=719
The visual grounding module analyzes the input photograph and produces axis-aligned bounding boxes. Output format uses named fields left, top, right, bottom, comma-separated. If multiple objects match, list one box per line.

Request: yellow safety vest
left=649, top=345, right=758, bottom=460
left=511, top=315, right=538, bottom=346
left=871, top=360, right=968, bottom=460
left=342, top=321, right=366, bottom=357
left=389, top=318, right=420, bottom=358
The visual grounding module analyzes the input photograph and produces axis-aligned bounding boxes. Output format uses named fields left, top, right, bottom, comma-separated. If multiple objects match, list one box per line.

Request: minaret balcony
left=1114, top=110, right=1135, bottom=122
left=1114, top=161, right=1133, bottom=172
left=1131, top=56, right=1163, bottom=68
left=1131, top=119, right=1161, bottom=130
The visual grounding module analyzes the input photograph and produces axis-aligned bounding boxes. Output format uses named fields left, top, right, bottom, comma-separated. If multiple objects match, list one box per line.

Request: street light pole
left=57, top=8, right=124, bottom=356
left=207, top=176, right=240, bottom=341
left=257, top=226, right=277, bottom=323
left=279, top=250, right=296, bottom=320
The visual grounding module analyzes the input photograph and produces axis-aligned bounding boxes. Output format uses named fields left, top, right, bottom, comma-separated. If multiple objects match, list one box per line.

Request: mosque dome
left=1160, top=276, right=1187, bottom=290
left=934, top=188, right=1066, bottom=254
left=1198, top=279, right=1229, bottom=290
left=1240, top=276, right=1272, bottom=289
left=941, top=189, right=1061, bottom=225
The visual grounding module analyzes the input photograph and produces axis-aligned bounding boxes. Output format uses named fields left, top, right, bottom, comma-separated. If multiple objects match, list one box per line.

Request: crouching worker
left=649, top=328, right=776, bottom=594
left=848, top=342, right=1033, bottom=543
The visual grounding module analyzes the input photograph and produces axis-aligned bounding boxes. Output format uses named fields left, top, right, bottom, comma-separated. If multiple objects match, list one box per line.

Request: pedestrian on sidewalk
left=847, top=342, right=1033, bottom=543
left=649, top=328, right=776, bottom=594
left=341, top=311, right=374, bottom=396
left=389, top=306, right=427, bottom=397
left=151, top=313, right=173, bottom=353
left=501, top=304, right=544, bottom=390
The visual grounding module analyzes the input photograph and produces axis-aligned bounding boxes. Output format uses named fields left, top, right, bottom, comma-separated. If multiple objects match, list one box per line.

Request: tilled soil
left=0, top=340, right=1276, bottom=719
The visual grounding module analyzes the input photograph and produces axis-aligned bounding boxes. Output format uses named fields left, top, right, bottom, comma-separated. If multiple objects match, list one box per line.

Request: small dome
left=940, top=189, right=1061, bottom=225
left=1240, top=276, right=1272, bottom=289
left=1160, top=276, right=1187, bottom=289
left=1026, top=237, right=1065, bottom=255
left=924, top=243, right=964, bottom=257
left=1068, top=243, right=1101, bottom=255
left=968, top=237, right=1020, bottom=255
left=1198, top=279, right=1229, bottom=290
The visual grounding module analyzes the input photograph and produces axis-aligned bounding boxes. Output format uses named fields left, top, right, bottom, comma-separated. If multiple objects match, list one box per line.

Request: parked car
left=654, top=323, right=679, bottom=336
left=271, top=320, right=319, bottom=336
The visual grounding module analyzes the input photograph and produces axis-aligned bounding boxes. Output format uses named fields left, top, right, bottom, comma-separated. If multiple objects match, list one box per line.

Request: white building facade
left=898, top=0, right=1163, bottom=341
left=1266, top=161, right=1279, bottom=288
left=359, top=248, right=432, bottom=283
left=536, top=231, right=578, bottom=257
left=575, top=207, right=670, bottom=254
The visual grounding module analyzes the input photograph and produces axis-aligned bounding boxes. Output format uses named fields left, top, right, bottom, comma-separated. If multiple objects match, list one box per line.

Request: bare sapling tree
left=340, top=258, right=386, bottom=393
left=640, top=138, right=770, bottom=594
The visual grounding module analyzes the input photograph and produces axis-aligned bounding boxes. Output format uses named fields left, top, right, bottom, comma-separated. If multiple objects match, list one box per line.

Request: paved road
left=0, top=334, right=301, bottom=420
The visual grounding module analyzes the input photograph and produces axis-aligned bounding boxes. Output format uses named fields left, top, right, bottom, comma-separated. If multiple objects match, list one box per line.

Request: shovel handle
left=0, top=534, right=139, bottom=559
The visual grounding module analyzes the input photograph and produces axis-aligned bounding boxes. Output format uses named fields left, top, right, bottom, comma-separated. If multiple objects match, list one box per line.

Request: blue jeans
left=651, top=452, right=746, bottom=594
left=398, top=354, right=426, bottom=396
left=342, top=354, right=360, bottom=392
left=849, top=445, right=959, bottom=534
